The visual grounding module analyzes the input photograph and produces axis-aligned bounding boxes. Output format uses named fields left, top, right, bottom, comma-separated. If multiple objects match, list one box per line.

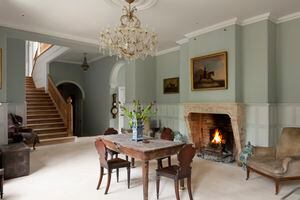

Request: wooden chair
left=95, top=139, right=131, bottom=195
left=0, top=168, right=3, bottom=199
left=156, top=144, right=196, bottom=200
left=157, top=127, right=174, bottom=169
left=103, top=128, right=119, bottom=159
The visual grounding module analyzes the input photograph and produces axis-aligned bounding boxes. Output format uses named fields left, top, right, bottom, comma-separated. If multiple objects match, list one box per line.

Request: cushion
left=276, top=128, right=300, bottom=159
left=248, top=157, right=288, bottom=177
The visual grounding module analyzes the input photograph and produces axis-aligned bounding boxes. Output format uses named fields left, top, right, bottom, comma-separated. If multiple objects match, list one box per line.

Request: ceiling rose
left=104, top=0, right=158, bottom=10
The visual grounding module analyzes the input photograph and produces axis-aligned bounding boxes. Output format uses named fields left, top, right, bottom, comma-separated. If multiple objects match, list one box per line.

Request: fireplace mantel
left=183, top=103, right=245, bottom=160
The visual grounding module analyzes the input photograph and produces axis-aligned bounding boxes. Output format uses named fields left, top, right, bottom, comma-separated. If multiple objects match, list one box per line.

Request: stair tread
left=27, top=106, right=56, bottom=108
left=37, top=132, right=68, bottom=136
left=27, top=110, right=58, bottom=113
left=38, top=136, right=76, bottom=145
left=25, top=77, right=73, bottom=146
left=40, top=136, right=75, bottom=141
left=26, top=99, right=51, bottom=101
left=27, top=105, right=56, bottom=107
left=28, top=118, right=63, bottom=123
left=27, top=102, right=53, bottom=104
left=28, top=117, right=62, bottom=121
left=28, top=114, right=59, bottom=117
left=34, top=126, right=67, bottom=130
left=28, top=121, right=64, bottom=125
left=26, top=96, right=48, bottom=97
left=28, top=122, right=65, bottom=127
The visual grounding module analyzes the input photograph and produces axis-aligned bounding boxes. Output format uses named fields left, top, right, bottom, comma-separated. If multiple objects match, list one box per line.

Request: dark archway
left=57, top=83, right=83, bottom=137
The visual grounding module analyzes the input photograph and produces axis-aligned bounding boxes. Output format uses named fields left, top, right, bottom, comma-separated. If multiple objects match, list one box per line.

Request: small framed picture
left=163, top=77, right=179, bottom=94
left=191, top=51, right=228, bottom=91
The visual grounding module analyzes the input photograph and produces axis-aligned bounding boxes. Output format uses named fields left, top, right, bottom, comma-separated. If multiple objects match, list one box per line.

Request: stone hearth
left=184, top=103, right=245, bottom=160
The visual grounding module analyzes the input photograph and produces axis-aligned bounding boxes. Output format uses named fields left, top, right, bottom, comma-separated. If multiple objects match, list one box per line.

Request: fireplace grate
left=197, top=147, right=234, bottom=163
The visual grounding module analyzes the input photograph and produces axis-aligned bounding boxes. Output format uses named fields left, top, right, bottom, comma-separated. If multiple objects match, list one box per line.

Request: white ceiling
left=1, top=0, right=300, bottom=52
left=53, top=49, right=104, bottom=64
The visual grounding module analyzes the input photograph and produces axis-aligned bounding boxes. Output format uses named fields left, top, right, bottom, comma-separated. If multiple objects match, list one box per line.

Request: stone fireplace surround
left=184, top=103, right=245, bottom=160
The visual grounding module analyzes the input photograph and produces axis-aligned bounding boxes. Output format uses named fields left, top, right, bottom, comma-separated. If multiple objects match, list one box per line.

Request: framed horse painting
left=190, top=51, right=228, bottom=91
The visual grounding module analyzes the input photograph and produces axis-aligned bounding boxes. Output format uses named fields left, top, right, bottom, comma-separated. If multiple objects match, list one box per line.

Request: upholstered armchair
left=246, top=127, right=300, bottom=195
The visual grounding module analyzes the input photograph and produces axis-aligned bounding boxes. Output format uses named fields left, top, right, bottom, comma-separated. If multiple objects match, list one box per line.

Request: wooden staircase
left=26, top=77, right=76, bottom=145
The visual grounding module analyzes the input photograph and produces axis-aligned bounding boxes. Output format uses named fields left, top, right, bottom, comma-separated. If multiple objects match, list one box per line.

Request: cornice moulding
left=161, top=11, right=300, bottom=57
left=239, top=12, right=273, bottom=26
left=176, top=38, right=188, bottom=45
left=277, top=11, right=300, bottom=23
left=0, top=21, right=98, bottom=45
left=156, top=46, right=180, bottom=56
left=185, top=18, right=238, bottom=38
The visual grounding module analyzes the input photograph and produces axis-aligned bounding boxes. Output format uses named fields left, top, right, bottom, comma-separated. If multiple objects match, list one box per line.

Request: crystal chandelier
left=99, top=0, right=158, bottom=60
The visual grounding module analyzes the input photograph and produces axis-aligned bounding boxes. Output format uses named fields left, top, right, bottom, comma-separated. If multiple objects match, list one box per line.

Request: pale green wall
left=7, top=38, right=25, bottom=103
left=49, top=61, right=84, bottom=89
left=179, top=43, right=189, bottom=103
left=277, top=18, right=300, bottom=103
left=241, top=21, right=269, bottom=103
left=135, top=57, right=156, bottom=103
left=185, top=25, right=238, bottom=102
left=83, top=56, right=116, bottom=135
left=156, top=51, right=180, bottom=103
left=0, top=30, right=7, bottom=102
left=124, top=57, right=156, bottom=103
left=268, top=21, right=277, bottom=103
left=125, top=61, right=136, bottom=102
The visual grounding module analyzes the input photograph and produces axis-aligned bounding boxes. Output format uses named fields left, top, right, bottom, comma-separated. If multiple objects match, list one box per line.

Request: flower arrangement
left=120, top=100, right=156, bottom=128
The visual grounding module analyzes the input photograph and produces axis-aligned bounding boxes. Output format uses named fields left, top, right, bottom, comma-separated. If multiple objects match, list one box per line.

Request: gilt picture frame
left=191, top=51, right=228, bottom=91
left=163, top=77, right=179, bottom=94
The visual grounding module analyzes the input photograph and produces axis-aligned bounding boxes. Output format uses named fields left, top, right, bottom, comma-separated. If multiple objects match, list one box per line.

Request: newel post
left=67, top=97, right=73, bottom=137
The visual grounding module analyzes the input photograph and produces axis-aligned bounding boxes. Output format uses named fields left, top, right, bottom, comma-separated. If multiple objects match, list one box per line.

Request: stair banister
left=47, top=75, right=73, bottom=136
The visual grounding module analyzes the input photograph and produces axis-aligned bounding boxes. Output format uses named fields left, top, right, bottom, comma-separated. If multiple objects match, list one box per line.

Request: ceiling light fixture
left=99, top=0, right=158, bottom=60
left=81, top=53, right=90, bottom=71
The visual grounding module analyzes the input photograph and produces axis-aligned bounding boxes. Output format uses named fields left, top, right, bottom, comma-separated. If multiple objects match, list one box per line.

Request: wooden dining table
left=98, top=134, right=185, bottom=200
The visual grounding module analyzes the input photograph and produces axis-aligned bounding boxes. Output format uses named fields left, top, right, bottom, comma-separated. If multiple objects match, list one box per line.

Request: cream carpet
left=4, top=137, right=300, bottom=200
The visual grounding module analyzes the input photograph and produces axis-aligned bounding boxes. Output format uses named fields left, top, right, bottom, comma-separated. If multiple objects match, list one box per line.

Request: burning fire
left=211, top=129, right=224, bottom=145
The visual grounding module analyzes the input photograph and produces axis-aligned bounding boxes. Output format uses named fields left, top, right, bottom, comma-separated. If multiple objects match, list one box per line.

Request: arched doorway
left=57, top=82, right=84, bottom=137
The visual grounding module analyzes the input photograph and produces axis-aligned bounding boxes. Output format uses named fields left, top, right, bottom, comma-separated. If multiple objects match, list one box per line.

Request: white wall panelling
left=156, top=103, right=180, bottom=133
left=244, top=103, right=271, bottom=147
left=154, top=103, right=300, bottom=147
left=277, top=103, right=300, bottom=139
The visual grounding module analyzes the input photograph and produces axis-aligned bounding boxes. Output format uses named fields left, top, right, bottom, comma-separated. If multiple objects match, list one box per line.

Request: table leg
left=142, top=161, right=149, bottom=200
